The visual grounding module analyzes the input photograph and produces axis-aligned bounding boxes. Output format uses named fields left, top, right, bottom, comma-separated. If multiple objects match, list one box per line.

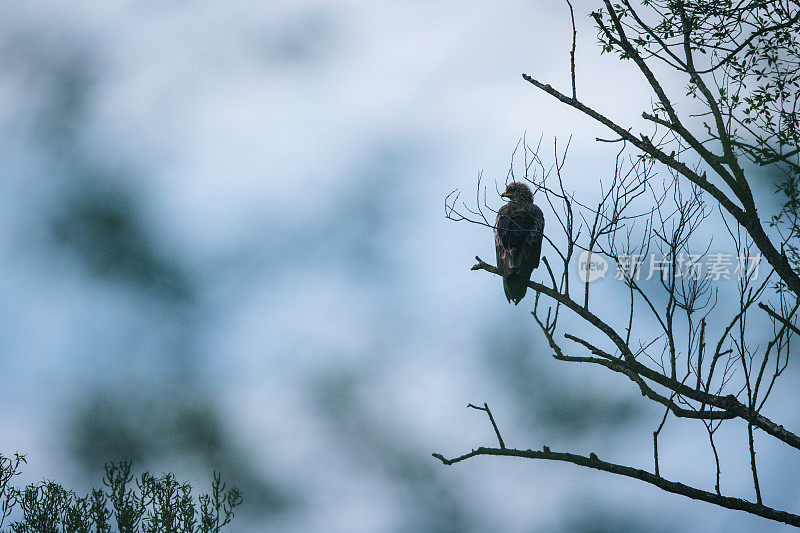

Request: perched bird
left=494, top=182, right=545, bottom=304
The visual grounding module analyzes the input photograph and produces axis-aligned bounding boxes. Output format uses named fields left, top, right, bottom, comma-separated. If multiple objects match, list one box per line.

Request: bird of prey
left=494, top=182, right=545, bottom=304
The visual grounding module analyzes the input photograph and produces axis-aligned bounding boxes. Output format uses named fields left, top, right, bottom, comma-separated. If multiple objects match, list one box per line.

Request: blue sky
left=0, top=1, right=798, bottom=531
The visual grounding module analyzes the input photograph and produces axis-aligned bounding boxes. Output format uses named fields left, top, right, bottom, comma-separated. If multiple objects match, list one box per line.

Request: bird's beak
left=500, top=192, right=509, bottom=198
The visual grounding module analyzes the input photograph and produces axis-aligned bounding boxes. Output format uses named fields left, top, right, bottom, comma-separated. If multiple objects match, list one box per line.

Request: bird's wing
left=496, top=204, right=534, bottom=275
left=496, top=204, right=527, bottom=250
left=525, top=204, right=545, bottom=268
left=495, top=207, right=511, bottom=276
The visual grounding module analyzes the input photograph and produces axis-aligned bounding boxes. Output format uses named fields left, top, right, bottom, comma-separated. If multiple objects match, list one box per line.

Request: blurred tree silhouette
left=69, top=388, right=290, bottom=518
left=313, top=370, right=473, bottom=532
left=483, top=323, right=642, bottom=439
left=0, top=23, right=292, bottom=527
left=52, top=184, right=191, bottom=301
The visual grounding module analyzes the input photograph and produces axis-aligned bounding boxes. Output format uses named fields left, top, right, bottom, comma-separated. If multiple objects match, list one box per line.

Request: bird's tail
left=503, top=275, right=528, bottom=305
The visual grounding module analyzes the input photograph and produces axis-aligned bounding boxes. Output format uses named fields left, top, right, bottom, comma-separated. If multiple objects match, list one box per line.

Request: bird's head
left=500, top=182, right=534, bottom=204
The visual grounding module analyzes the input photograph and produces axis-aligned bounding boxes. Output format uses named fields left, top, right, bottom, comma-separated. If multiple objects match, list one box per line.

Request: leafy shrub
left=0, top=453, right=241, bottom=533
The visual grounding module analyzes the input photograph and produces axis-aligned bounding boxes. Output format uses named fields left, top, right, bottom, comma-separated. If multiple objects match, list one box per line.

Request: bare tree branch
left=471, top=256, right=800, bottom=450
left=433, top=445, right=800, bottom=527
left=441, top=1, right=800, bottom=525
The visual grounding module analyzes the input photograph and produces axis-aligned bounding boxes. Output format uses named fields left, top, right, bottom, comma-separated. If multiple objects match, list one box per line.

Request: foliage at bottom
left=0, top=453, right=241, bottom=533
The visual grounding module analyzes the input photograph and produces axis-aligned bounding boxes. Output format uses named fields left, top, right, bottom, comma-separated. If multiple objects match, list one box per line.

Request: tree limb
left=432, top=445, right=800, bottom=527
left=472, top=256, right=800, bottom=450
left=519, top=73, right=800, bottom=297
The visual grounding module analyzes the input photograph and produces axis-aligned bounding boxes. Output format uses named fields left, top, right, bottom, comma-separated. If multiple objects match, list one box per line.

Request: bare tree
left=436, top=0, right=800, bottom=527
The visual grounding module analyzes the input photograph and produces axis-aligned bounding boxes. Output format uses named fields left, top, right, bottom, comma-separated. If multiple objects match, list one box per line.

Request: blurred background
left=0, top=1, right=798, bottom=531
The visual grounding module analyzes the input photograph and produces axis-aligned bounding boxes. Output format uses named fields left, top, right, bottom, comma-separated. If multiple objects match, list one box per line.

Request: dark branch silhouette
left=439, top=0, right=800, bottom=526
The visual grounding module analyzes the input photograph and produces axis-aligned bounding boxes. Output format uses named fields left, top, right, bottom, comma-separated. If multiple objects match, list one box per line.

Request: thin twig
left=759, top=302, right=800, bottom=336
left=467, top=403, right=506, bottom=449
left=566, top=0, right=577, bottom=100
